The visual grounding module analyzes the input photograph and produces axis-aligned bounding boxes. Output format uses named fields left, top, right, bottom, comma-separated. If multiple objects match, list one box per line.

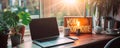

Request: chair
left=104, top=36, right=120, bottom=48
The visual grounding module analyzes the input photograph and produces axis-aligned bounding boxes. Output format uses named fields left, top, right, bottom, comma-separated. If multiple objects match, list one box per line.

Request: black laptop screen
left=29, top=17, right=59, bottom=40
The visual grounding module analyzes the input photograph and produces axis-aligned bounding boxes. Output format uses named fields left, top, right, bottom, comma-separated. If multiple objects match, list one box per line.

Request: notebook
left=29, top=17, right=74, bottom=48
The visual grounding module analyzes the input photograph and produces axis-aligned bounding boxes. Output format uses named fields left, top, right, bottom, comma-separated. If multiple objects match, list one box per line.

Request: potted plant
left=16, top=11, right=31, bottom=42
left=2, top=10, right=20, bottom=47
left=89, top=0, right=120, bottom=32
left=0, top=16, right=10, bottom=48
left=12, top=8, right=31, bottom=47
left=2, top=7, right=31, bottom=47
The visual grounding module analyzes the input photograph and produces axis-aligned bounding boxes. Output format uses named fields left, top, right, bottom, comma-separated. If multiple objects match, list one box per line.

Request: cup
left=64, top=27, right=70, bottom=36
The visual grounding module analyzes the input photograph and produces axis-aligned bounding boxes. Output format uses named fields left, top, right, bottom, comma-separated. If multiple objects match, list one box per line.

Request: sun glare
left=63, top=0, right=76, bottom=5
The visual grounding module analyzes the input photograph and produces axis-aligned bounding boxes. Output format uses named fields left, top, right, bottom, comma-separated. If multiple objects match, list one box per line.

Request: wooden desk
left=13, top=34, right=115, bottom=48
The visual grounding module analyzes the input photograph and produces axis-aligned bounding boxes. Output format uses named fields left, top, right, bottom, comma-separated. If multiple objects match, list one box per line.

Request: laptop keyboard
left=34, top=37, right=74, bottom=47
left=36, top=36, right=59, bottom=42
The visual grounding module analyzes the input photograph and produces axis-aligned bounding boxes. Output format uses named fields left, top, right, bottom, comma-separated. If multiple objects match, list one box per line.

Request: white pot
left=93, top=26, right=102, bottom=34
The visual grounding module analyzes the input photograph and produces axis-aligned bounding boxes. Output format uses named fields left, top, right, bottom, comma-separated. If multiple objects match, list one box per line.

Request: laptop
left=29, top=17, right=74, bottom=48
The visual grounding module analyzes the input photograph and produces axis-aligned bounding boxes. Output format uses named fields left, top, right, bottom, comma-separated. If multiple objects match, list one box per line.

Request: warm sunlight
left=63, top=0, right=76, bottom=5
left=48, top=0, right=85, bottom=16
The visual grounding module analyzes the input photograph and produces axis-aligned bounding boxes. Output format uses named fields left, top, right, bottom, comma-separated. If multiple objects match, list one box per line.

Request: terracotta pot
left=0, top=33, right=8, bottom=48
left=19, top=25, right=25, bottom=41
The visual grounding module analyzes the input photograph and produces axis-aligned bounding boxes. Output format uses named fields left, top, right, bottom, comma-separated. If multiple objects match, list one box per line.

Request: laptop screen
left=29, top=17, right=59, bottom=40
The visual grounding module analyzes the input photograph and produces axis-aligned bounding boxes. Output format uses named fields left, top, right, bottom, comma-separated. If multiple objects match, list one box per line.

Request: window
left=4, top=0, right=90, bottom=26
left=1, top=0, right=91, bottom=35
left=41, top=0, right=90, bottom=26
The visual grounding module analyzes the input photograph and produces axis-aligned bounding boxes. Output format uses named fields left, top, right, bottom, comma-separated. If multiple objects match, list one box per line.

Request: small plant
left=15, top=7, right=31, bottom=25
left=2, top=10, right=20, bottom=35
left=1, top=7, right=31, bottom=35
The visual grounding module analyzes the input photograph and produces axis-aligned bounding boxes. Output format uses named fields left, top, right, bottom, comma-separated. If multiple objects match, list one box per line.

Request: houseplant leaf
left=18, top=11, right=31, bottom=25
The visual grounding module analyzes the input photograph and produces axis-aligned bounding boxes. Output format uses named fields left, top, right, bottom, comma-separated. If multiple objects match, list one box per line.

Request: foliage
left=3, top=11, right=19, bottom=28
left=0, top=10, right=19, bottom=34
left=89, top=0, right=120, bottom=16
left=0, top=20, right=9, bottom=34
left=15, top=7, right=31, bottom=25
left=13, top=7, right=31, bottom=34
left=0, top=7, right=31, bottom=34
left=18, top=11, right=31, bottom=25
left=87, top=0, right=120, bottom=26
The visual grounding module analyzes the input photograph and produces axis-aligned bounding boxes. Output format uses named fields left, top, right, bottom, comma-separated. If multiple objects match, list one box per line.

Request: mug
left=64, top=27, right=70, bottom=36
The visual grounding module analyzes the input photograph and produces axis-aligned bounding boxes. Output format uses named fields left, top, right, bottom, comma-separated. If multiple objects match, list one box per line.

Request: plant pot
left=11, top=34, right=21, bottom=47
left=0, top=33, right=8, bottom=48
left=18, top=25, right=25, bottom=42
left=93, top=26, right=102, bottom=34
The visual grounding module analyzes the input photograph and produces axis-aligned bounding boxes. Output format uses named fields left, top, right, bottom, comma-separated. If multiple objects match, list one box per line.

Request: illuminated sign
left=64, top=16, right=92, bottom=33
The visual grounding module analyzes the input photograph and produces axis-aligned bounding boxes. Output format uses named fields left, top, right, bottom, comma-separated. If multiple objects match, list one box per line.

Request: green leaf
left=18, top=11, right=31, bottom=25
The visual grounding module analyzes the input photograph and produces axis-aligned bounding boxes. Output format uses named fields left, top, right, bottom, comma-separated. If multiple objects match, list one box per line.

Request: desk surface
left=12, top=34, right=115, bottom=48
